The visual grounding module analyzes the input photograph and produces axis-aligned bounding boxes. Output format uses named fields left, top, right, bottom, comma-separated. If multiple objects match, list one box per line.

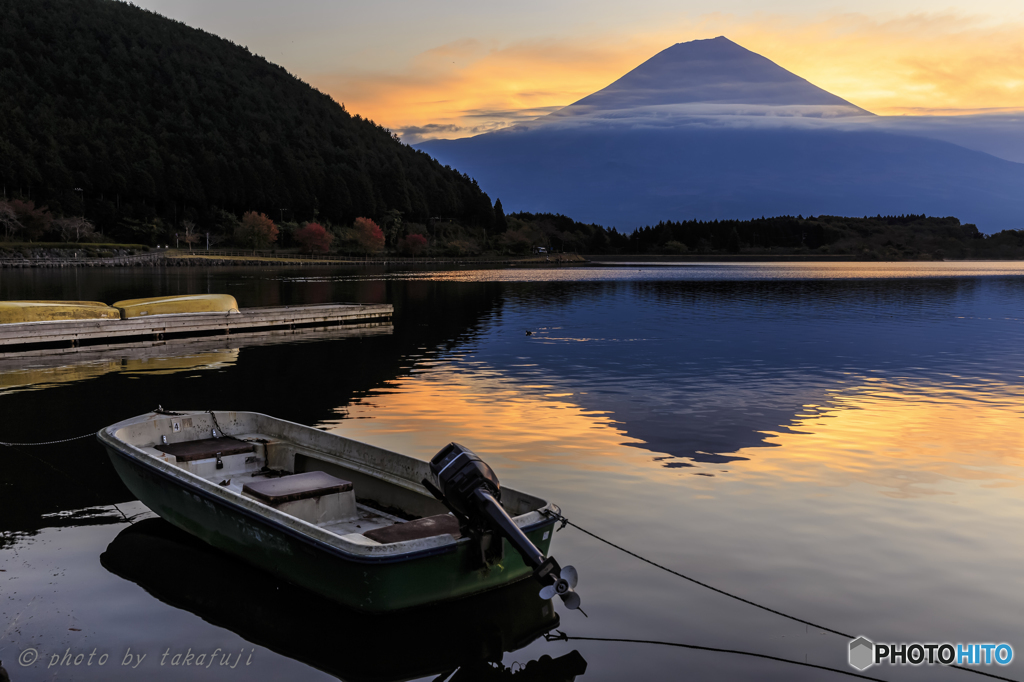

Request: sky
left=133, top=0, right=1024, bottom=141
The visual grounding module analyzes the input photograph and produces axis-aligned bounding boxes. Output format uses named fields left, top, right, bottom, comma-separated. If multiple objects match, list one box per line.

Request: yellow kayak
left=0, top=300, right=121, bottom=324
left=113, top=294, right=239, bottom=318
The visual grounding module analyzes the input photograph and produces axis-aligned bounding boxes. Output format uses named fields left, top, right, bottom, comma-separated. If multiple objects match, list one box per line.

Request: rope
left=544, top=511, right=1020, bottom=682
left=543, top=632, right=889, bottom=681
left=0, top=432, right=95, bottom=447
left=544, top=510, right=849, bottom=637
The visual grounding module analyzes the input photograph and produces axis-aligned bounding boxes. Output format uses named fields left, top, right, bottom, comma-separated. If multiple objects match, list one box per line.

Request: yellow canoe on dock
left=0, top=301, right=121, bottom=324
left=112, top=294, right=239, bottom=318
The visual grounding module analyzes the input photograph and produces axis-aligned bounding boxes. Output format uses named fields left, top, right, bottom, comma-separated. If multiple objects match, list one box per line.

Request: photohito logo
left=848, top=636, right=1013, bottom=671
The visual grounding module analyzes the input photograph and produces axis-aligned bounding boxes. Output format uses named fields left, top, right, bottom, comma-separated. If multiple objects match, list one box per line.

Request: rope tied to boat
left=541, top=630, right=892, bottom=681
left=542, top=509, right=848, bottom=637
left=541, top=510, right=1021, bottom=682
left=0, top=432, right=95, bottom=447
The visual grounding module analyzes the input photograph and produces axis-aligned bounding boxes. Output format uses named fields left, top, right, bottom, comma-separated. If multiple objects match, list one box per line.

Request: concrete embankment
left=0, top=249, right=160, bottom=268
left=0, top=256, right=355, bottom=268
left=0, top=253, right=593, bottom=268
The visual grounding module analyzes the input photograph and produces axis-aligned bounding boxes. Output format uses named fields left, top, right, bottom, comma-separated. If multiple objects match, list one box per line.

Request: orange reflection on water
left=325, top=367, right=1024, bottom=500
left=320, top=374, right=654, bottom=475
left=733, top=377, right=1024, bottom=498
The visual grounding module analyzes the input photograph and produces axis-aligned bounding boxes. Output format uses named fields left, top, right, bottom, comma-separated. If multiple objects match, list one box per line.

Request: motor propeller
left=424, top=443, right=583, bottom=611
left=539, top=564, right=581, bottom=610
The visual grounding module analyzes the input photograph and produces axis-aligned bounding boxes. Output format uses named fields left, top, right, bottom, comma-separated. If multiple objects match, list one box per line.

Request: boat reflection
left=101, top=518, right=587, bottom=682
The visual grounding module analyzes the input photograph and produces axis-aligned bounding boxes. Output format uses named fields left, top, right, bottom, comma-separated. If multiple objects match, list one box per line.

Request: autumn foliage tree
left=354, top=217, right=384, bottom=253
left=398, top=233, right=428, bottom=256
left=294, top=222, right=333, bottom=253
left=234, top=211, right=278, bottom=252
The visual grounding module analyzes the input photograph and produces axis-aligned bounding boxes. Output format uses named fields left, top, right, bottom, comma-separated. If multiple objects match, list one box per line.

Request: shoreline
left=3, top=252, right=1024, bottom=269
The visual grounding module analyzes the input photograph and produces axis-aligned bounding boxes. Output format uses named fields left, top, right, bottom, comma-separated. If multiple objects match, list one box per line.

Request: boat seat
left=242, top=471, right=353, bottom=506
left=156, top=436, right=255, bottom=462
left=363, top=514, right=462, bottom=544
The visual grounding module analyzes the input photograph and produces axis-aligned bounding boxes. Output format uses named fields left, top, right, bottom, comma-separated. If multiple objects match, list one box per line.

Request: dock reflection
left=0, top=323, right=390, bottom=395
left=100, top=518, right=586, bottom=682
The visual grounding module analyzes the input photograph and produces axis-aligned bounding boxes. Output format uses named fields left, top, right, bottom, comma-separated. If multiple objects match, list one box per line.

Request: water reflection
left=0, top=349, right=239, bottom=395
left=276, top=261, right=1024, bottom=283
left=319, top=375, right=653, bottom=475
left=0, top=324, right=390, bottom=396
left=321, top=363, right=1024, bottom=497
left=3, top=263, right=1024, bottom=680
left=737, top=376, right=1024, bottom=497
left=100, top=519, right=586, bottom=682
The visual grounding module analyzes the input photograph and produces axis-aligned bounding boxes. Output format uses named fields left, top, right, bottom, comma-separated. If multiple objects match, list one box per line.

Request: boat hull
left=112, top=294, right=239, bottom=318
left=103, top=440, right=556, bottom=613
left=0, top=300, right=120, bottom=324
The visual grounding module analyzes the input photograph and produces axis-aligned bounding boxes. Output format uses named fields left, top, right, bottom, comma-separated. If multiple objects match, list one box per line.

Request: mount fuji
left=417, top=37, right=1024, bottom=232
left=548, top=36, right=870, bottom=118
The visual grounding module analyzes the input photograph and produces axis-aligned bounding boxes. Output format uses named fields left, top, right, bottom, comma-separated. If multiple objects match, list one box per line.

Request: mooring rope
left=543, top=631, right=890, bottom=681
left=543, top=509, right=849, bottom=637
left=0, top=432, right=95, bottom=447
left=543, top=511, right=1020, bottom=682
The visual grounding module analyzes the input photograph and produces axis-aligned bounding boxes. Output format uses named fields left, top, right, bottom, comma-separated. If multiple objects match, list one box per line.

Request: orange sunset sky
left=135, top=1, right=1024, bottom=140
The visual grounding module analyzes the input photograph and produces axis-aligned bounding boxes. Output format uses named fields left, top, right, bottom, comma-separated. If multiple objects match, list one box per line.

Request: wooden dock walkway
left=0, top=303, right=392, bottom=353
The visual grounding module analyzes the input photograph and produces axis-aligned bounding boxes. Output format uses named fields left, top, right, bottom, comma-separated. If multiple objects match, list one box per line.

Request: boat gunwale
left=96, top=411, right=558, bottom=566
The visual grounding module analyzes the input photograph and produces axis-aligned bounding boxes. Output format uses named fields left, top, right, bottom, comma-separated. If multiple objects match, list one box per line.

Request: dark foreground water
left=2, top=262, right=1024, bottom=681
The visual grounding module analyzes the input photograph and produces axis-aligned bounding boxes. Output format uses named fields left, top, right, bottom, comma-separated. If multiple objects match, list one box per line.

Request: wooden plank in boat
left=363, top=514, right=462, bottom=544
left=156, top=436, right=255, bottom=462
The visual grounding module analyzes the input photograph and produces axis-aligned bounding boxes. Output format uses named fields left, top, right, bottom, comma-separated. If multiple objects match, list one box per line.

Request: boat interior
left=120, top=411, right=548, bottom=550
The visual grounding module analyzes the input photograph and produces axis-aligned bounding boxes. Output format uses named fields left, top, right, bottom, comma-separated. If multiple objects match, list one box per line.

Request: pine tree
left=494, top=198, right=508, bottom=233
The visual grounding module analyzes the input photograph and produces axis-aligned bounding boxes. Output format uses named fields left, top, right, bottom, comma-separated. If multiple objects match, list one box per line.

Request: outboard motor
left=424, top=443, right=582, bottom=611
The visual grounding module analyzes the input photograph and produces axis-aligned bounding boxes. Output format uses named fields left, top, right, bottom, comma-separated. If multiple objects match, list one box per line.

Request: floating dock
left=0, top=303, right=393, bottom=353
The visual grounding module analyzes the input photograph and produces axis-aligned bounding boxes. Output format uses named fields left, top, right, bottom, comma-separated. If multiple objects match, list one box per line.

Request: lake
left=2, top=261, right=1024, bottom=681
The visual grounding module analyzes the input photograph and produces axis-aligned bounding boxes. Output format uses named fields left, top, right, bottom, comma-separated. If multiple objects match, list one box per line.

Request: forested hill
left=0, top=0, right=495, bottom=240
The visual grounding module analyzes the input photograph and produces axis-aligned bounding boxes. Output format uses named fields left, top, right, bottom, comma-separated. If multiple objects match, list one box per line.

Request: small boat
left=112, top=293, right=239, bottom=318
left=98, top=410, right=582, bottom=613
left=0, top=300, right=120, bottom=324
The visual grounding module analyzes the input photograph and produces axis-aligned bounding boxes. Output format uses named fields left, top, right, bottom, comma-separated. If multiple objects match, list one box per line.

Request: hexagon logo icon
left=849, top=636, right=874, bottom=670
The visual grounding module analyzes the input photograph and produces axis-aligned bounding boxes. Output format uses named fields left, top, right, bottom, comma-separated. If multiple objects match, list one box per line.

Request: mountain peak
left=553, top=36, right=871, bottom=118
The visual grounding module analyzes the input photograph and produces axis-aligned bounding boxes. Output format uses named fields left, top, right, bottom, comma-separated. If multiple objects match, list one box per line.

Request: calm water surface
left=2, top=262, right=1024, bottom=681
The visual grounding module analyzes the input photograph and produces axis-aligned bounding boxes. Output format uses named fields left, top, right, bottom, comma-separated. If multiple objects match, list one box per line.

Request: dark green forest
left=0, top=0, right=494, bottom=244
left=615, top=214, right=1024, bottom=259
left=504, top=213, right=1024, bottom=259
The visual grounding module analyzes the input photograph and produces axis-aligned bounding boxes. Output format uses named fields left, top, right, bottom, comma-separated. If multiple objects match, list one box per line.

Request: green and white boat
left=97, top=409, right=576, bottom=613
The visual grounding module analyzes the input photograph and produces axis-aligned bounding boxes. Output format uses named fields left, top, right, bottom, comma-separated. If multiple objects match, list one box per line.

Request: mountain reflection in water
left=101, top=518, right=586, bottom=682
left=3, top=263, right=1024, bottom=681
